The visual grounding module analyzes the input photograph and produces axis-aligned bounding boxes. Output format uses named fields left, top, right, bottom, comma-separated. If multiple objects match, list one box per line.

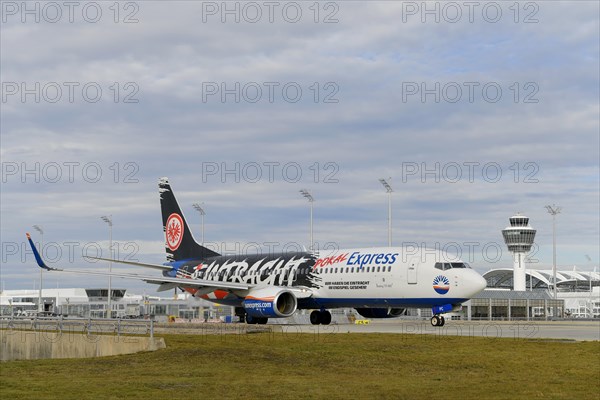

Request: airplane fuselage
left=168, top=247, right=486, bottom=311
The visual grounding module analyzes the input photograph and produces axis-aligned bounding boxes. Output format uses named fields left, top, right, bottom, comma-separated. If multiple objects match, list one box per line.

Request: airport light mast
left=501, top=214, right=536, bottom=291
left=545, top=205, right=561, bottom=300
left=379, top=178, right=393, bottom=247
left=299, top=189, right=314, bottom=252
left=192, top=203, right=206, bottom=245
left=101, top=215, right=113, bottom=318
left=33, top=225, right=44, bottom=313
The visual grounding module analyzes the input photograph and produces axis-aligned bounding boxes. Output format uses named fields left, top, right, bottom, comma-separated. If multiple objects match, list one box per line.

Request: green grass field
left=1, top=333, right=598, bottom=399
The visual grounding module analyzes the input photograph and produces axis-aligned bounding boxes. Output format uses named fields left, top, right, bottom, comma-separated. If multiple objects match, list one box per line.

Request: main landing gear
left=310, top=310, right=332, bottom=325
left=246, top=315, right=268, bottom=325
left=236, top=308, right=268, bottom=325
left=430, top=315, right=446, bottom=327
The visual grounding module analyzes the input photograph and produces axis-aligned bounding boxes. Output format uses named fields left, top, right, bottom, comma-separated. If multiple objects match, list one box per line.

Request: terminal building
left=0, top=288, right=234, bottom=322
left=478, top=268, right=600, bottom=319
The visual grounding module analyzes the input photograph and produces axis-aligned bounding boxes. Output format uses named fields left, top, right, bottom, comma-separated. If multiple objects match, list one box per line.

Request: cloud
left=1, top=1, right=598, bottom=292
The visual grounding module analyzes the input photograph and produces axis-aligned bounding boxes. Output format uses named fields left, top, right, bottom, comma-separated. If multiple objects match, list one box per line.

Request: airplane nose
left=475, top=274, right=487, bottom=293
left=465, top=270, right=487, bottom=296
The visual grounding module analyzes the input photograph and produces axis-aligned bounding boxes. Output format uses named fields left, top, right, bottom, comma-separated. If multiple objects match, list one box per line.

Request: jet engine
left=242, top=287, right=298, bottom=318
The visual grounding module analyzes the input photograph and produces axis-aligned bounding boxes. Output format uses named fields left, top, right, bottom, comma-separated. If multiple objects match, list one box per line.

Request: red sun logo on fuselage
left=166, top=213, right=184, bottom=251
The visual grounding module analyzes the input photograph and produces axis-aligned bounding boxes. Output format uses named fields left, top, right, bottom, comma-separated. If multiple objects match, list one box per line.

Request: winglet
left=26, top=233, right=59, bottom=271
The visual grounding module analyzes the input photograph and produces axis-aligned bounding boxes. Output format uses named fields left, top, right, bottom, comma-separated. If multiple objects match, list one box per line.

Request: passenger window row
left=317, top=265, right=393, bottom=274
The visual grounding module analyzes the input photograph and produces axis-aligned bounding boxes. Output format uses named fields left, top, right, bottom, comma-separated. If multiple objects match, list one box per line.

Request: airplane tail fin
left=158, top=177, right=220, bottom=261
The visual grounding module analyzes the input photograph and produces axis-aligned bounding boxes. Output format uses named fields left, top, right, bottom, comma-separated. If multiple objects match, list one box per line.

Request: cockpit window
left=435, top=262, right=471, bottom=270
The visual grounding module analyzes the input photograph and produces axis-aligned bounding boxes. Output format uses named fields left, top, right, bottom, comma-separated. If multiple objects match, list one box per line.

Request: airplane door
left=407, top=257, right=419, bottom=284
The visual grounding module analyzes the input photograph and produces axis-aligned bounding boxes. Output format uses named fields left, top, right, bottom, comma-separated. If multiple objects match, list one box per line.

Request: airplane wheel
left=246, top=315, right=257, bottom=325
left=310, top=310, right=321, bottom=325
left=321, top=311, right=332, bottom=325
left=258, top=318, right=268, bottom=325
left=235, top=307, right=246, bottom=323
left=440, top=316, right=446, bottom=326
left=430, top=316, right=440, bottom=326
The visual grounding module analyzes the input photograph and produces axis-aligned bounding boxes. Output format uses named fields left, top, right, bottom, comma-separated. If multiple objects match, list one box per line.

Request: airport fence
left=0, top=316, right=155, bottom=338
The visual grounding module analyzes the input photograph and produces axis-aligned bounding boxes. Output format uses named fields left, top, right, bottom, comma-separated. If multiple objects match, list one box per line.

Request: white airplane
left=27, top=177, right=487, bottom=326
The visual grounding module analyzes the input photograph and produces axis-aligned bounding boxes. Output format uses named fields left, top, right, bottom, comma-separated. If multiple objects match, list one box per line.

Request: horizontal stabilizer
left=156, top=283, right=179, bottom=292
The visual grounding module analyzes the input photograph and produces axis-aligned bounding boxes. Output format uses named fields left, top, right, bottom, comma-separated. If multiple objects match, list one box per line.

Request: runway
left=270, top=320, right=600, bottom=341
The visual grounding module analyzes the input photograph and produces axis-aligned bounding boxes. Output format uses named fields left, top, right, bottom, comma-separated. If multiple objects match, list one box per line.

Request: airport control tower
left=502, top=214, right=537, bottom=291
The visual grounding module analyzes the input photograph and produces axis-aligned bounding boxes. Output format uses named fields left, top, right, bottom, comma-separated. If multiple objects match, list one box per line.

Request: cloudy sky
left=1, top=1, right=598, bottom=292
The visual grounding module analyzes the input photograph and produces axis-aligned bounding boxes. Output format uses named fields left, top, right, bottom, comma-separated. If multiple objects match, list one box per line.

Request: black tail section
left=158, top=177, right=220, bottom=261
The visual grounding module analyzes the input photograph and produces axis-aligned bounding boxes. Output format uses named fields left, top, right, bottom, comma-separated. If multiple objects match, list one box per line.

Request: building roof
left=472, top=289, right=553, bottom=300
left=484, top=268, right=599, bottom=291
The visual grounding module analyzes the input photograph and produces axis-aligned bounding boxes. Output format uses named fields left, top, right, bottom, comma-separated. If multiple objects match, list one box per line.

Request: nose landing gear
left=430, top=315, right=446, bottom=327
left=431, top=304, right=454, bottom=327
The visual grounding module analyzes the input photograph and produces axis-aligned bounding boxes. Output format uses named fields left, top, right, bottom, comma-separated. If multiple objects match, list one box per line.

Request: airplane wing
left=83, top=256, right=173, bottom=271
left=26, top=233, right=250, bottom=292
